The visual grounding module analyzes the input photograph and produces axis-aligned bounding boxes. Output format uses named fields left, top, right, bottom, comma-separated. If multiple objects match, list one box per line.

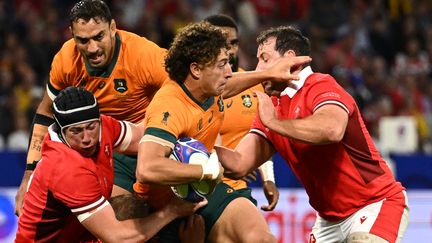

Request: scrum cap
left=53, top=87, right=100, bottom=133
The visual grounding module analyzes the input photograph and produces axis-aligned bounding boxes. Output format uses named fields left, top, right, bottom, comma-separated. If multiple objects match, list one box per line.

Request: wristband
left=25, top=161, right=39, bottom=171
left=200, top=152, right=220, bottom=180
left=33, top=113, right=55, bottom=126
left=258, top=160, right=275, bottom=183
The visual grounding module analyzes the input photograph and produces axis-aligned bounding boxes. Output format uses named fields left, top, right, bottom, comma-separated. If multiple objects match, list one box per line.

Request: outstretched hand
left=261, top=181, right=280, bottom=211
left=266, top=55, right=311, bottom=82
left=255, top=91, right=277, bottom=129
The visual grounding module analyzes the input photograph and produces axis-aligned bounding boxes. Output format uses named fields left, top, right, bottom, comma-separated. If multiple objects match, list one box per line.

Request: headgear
left=53, top=87, right=100, bottom=143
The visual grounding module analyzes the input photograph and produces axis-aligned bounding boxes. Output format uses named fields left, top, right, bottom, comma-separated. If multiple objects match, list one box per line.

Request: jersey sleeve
left=47, top=51, right=66, bottom=100
left=250, top=114, right=268, bottom=138
left=47, top=40, right=78, bottom=100
left=141, top=97, right=187, bottom=148
left=306, top=75, right=355, bottom=115
left=99, top=115, right=129, bottom=150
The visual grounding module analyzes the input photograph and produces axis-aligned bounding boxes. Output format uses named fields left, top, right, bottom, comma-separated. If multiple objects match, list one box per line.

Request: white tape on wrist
left=201, top=152, right=220, bottom=180
left=259, top=160, right=275, bottom=183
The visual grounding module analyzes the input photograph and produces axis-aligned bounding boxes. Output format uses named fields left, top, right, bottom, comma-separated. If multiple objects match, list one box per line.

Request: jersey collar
left=179, top=82, right=215, bottom=111
left=280, top=66, right=313, bottom=98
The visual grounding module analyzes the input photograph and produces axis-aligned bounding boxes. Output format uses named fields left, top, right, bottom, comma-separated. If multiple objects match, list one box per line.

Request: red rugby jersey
left=251, top=67, right=404, bottom=221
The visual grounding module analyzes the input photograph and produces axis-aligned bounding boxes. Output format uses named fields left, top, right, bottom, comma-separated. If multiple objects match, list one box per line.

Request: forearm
left=214, top=145, right=253, bottom=178
left=266, top=114, right=344, bottom=144
left=223, top=70, right=270, bottom=98
left=115, top=205, right=178, bottom=242
left=27, top=114, right=53, bottom=163
left=137, top=157, right=203, bottom=185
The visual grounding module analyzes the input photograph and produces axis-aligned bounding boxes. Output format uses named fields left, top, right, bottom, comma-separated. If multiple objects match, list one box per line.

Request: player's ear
left=284, top=50, right=296, bottom=57
left=190, top=62, right=201, bottom=80
left=110, top=19, right=117, bottom=36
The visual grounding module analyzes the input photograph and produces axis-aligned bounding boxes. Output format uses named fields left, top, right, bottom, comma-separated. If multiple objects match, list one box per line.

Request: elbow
left=324, top=127, right=345, bottom=143
left=136, top=163, right=157, bottom=184
left=224, top=165, right=250, bottom=179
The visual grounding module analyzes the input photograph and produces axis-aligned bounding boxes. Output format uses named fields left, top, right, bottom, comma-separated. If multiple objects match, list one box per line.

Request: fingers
left=188, top=214, right=204, bottom=229
left=279, top=55, right=312, bottom=81
left=14, top=207, right=21, bottom=217
left=255, top=91, right=269, bottom=104
left=260, top=195, right=277, bottom=211
left=290, top=55, right=312, bottom=66
left=14, top=192, right=24, bottom=217
left=194, top=198, right=208, bottom=210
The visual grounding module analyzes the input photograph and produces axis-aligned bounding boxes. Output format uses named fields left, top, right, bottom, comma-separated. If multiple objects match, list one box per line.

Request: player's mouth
left=88, top=53, right=104, bottom=65
left=81, top=145, right=97, bottom=157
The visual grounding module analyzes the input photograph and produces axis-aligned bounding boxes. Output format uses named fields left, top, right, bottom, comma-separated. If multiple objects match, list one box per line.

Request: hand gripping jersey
left=220, top=84, right=263, bottom=189
left=16, top=115, right=128, bottom=242
left=133, top=80, right=224, bottom=209
left=47, top=30, right=168, bottom=123
left=251, top=67, right=405, bottom=222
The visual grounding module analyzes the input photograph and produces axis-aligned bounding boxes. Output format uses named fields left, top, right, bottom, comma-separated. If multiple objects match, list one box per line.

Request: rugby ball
left=170, top=137, right=212, bottom=202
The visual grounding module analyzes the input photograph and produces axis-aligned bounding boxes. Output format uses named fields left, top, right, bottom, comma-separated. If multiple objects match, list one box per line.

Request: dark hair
left=204, top=14, right=238, bottom=32
left=69, top=0, right=112, bottom=24
left=164, top=21, right=229, bottom=84
left=257, top=26, right=311, bottom=56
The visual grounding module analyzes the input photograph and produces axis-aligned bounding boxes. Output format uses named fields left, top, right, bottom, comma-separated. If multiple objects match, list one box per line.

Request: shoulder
left=304, top=73, right=345, bottom=93
left=118, top=30, right=167, bottom=58
left=151, top=81, right=184, bottom=105
left=54, top=38, right=80, bottom=62
left=51, top=38, right=83, bottom=77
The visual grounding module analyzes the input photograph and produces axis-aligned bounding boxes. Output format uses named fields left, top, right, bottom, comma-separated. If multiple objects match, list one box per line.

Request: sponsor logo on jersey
left=360, top=215, right=367, bottom=224
left=114, top=79, right=128, bottom=93
left=161, top=112, right=170, bottom=125
left=208, top=110, right=214, bottom=123
left=78, top=78, right=87, bottom=87
left=104, top=144, right=110, bottom=157
left=294, top=106, right=301, bottom=118
left=226, top=99, right=233, bottom=108
left=309, top=234, right=316, bottom=243
left=241, top=94, right=252, bottom=108
left=198, top=118, right=203, bottom=130
left=217, top=97, right=224, bottom=112
left=98, top=81, right=105, bottom=89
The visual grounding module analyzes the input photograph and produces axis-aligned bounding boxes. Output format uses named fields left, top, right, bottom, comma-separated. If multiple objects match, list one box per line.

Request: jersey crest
left=241, top=94, right=252, bottom=108
left=114, top=79, right=128, bottom=93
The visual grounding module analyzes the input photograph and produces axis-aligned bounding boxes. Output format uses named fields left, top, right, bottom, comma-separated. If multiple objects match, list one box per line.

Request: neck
left=183, top=78, right=207, bottom=103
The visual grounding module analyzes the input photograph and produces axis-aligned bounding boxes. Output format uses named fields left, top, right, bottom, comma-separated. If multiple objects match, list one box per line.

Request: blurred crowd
left=0, top=0, right=431, bottom=153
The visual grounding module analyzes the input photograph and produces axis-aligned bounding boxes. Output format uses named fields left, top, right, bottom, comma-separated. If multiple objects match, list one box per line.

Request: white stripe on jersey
left=313, top=100, right=349, bottom=114
left=71, top=196, right=106, bottom=215
left=76, top=200, right=109, bottom=223
left=250, top=128, right=268, bottom=139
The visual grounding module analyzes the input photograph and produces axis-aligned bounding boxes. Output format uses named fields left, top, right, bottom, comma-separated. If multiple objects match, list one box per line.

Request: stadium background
left=0, top=0, right=431, bottom=242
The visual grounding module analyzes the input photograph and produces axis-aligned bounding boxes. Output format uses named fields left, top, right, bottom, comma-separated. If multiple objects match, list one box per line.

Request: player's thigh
left=208, top=197, right=275, bottom=243
left=347, top=232, right=388, bottom=243
left=350, top=191, right=408, bottom=243
left=112, top=153, right=137, bottom=194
